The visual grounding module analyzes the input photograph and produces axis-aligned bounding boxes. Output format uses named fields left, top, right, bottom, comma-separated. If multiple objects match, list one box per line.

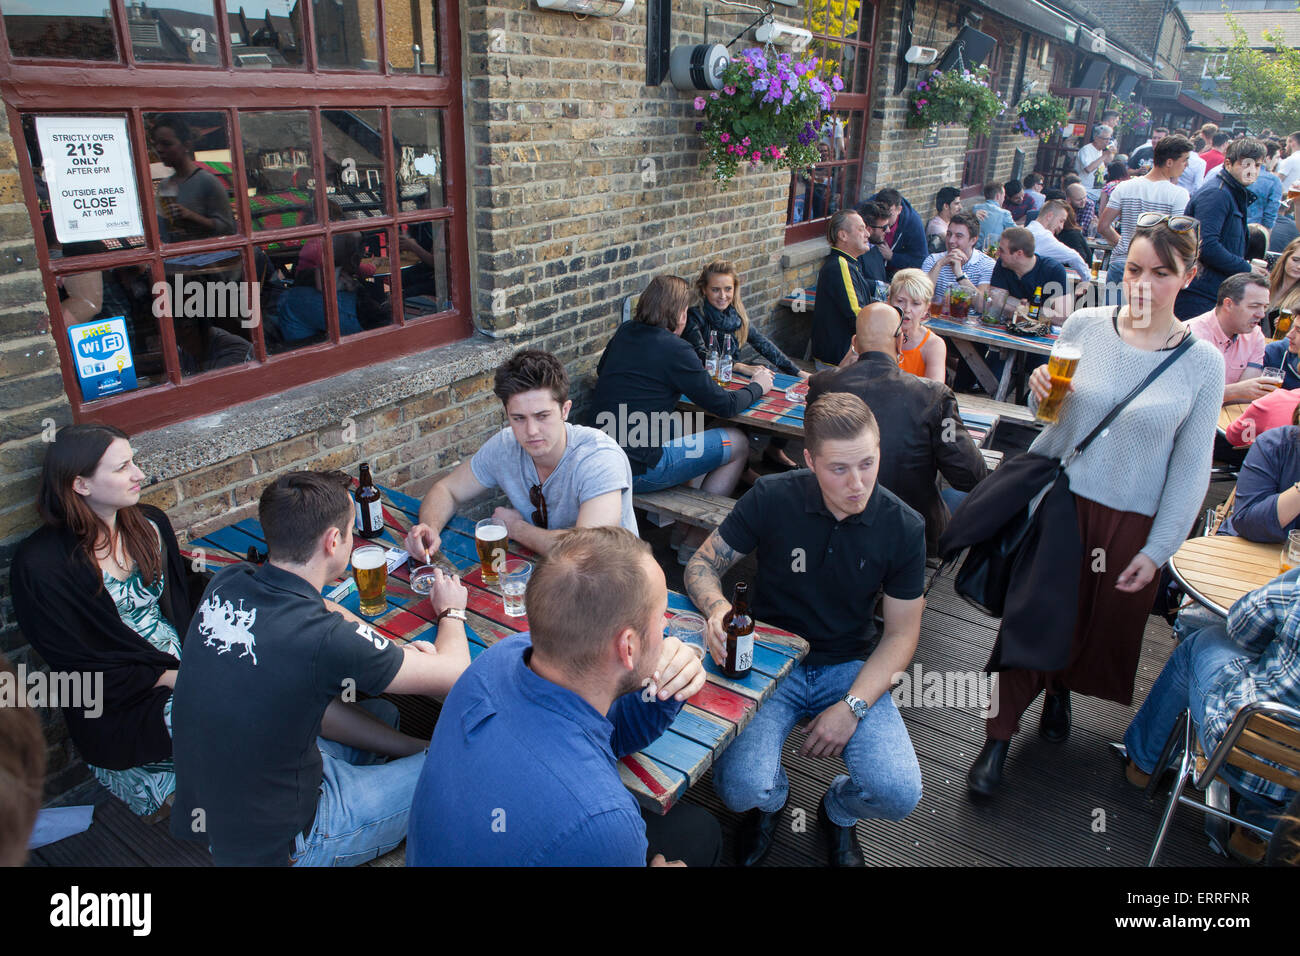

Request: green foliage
left=1014, top=93, right=1069, bottom=139
left=906, top=65, right=1007, bottom=137
left=1215, top=10, right=1300, bottom=132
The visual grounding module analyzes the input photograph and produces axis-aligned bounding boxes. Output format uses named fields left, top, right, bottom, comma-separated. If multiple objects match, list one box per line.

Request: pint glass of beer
left=475, top=517, right=509, bottom=585
left=1090, top=250, right=1104, bottom=281
left=1282, top=530, right=1300, bottom=575
left=1035, top=342, right=1082, bottom=424
left=352, top=545, right=388, bottom=618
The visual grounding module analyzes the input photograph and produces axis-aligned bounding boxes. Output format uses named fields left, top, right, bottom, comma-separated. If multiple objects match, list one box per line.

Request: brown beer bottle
left=722, top=582, right=754, bottom=680
left=1026, top=285, right=1044, bottom=322
left=355, top=463, right=384, bottom=539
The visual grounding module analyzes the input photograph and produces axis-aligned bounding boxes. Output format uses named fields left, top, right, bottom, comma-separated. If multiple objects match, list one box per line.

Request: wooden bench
left=634, top=486, right=737, bottom=532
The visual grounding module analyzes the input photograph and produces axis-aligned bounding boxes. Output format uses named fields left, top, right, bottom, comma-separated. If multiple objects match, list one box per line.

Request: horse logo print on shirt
left=197, top=592, right=259, bottom=665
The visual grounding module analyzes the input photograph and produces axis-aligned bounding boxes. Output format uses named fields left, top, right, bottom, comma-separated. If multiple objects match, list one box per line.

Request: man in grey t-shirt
left=406, top=350, right=637, bottom=560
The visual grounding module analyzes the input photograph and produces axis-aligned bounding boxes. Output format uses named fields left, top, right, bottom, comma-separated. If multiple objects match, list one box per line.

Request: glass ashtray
left=409, top=565, right=438, bottom=594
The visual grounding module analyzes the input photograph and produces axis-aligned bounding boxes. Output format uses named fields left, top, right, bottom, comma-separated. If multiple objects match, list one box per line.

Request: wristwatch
left=841, top=694, right=870, bottom=720
left=435, top=607, right=467, bottom=624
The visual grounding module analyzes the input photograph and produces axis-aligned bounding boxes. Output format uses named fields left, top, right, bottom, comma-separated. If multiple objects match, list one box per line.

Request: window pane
left=345, top=229, right=394, bottom=334
left=128, top=0, right=220, bottom=65
left=316, top=0, right=379, bottom=71
left=258, top=238, right=316, bottom=353
left=230, top=0, right=303, bottom=69
left=145, top=111, right=239, bottom=243
left=322, top=110, right=387, bottom=222
left=240, top=110, right=320, bottom=233
left=385, top=0, right=439, bottom=74
left=393, top=108, right=445, bottom=211
left=3, top=0, right=118, bottom=60
left=397, top=219, right=450, bottom=317
left=63, top=267, right=166, bottom=396
left=264, top=230, right=391, bottom=348
left=161, top=255, right=257, bottom=376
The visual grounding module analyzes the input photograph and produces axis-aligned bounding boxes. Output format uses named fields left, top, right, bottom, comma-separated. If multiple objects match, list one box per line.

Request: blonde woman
left=890, top=268, right=947, bottom=383
left=1268, top=238, right=1300, bottom=323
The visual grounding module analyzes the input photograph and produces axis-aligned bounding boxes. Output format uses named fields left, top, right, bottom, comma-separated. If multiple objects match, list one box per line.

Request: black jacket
left=868, top=192, right=928, bottom=276
left=1177, top=169, right=1253, bottom=318
left=937, top=454, right=1081, bottom=672
left=812, top=248, right=870, bottom=366
left=807, top=353, right=988, bottom=552
left=10, top=505, right=197, bottom=770
left=591, top=320, right=762, bottom=475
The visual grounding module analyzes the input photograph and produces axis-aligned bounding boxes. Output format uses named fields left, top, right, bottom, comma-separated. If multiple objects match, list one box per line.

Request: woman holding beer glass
left=889, top=269, right=947, bottom=382
left=9, top=425, right=194, bottom=820
left=968, top=215, right=1226, bottom=796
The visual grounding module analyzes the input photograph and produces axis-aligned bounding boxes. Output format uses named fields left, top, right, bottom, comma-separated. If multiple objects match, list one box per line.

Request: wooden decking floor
left=27, top=458, right=1242, bottom=868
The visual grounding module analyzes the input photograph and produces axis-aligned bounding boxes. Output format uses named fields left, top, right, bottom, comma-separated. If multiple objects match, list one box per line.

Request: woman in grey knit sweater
left=968, top=218, right=1226, bottom=796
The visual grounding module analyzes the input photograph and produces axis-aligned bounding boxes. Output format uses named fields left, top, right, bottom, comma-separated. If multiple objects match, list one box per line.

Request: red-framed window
left=784, top=0, right=878, bottom=244
left=0, top=0, right=470, bottom=434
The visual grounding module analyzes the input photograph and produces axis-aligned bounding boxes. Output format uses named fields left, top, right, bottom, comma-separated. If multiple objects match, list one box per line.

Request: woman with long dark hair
left=10, top=425, right=195, bottom=819
left=966, top=217, right=1225, bottom=796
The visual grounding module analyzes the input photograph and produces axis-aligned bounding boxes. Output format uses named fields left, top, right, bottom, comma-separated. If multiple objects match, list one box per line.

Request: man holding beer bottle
left=171, top=472, right=471, bottom=865
left=684, top=392, right=926, bottom=867
left=405, top=349, right=637, bottom=562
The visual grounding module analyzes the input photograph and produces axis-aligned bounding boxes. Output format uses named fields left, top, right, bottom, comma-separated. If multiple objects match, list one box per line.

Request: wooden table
left=923, top=317, right=1056, bottom=402
left=1167, top=534, right=1282, bottom=616
left=179, top=483, right=809, bottom=815
left=678, top=369, right=1027, bottom=472
left=1219, top=403, right=1250, bottom=438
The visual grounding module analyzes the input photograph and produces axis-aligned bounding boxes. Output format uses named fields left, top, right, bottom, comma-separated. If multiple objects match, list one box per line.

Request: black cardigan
left=10, top=505, right=195, bottom=770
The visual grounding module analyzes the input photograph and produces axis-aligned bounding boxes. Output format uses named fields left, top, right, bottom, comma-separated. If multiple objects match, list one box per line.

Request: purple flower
left=710, top=91, right=719, bottom=100
left=695, top=122, right=703, bottom=131
left=724, top=85, right=736, bottom=96
left=693, top=96, right=705, bottom=110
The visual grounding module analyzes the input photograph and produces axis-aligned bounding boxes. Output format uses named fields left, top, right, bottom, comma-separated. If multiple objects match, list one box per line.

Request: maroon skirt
left=987, top=494, right=1159, bottom=739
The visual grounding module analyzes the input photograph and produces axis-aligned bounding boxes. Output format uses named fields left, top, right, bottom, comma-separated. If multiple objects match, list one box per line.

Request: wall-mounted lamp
left=754, top=19, right=813, bottom=51
left=904, top=45, right=937, bottom=65
left=535, top=0, right=635, bottom=18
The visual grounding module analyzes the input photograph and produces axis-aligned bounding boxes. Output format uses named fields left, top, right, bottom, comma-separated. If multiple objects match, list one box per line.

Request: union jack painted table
left=179, top=482, right=809, bottom=815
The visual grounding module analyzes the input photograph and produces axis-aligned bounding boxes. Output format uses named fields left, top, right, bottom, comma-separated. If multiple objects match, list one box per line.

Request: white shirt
left=1027, top=220, right=1090, bottom=279
left=1107, top=176, right=1190, bottom=257
left=920, top=249, right=996, bottom=300
left=1277, top=152, right=1300, bottom=194
left=1179, top=150, right=1207, bottom=194
left=1076, top=143, right=1105, bottom=185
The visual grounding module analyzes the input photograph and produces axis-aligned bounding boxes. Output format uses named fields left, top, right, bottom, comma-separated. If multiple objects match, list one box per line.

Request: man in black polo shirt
left=684, top=392, right=925, bottom=867
left=171, top=472, right=472, bottom=865
left=811, top=209, right=872, bottom=369
left=807, top=302, right=986, bottom=553
left=979, top=226, right=1070, bottom=323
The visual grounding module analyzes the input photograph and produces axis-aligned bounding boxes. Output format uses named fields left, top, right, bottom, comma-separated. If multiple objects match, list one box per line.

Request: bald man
left=806, top=303, right=988, bottom=552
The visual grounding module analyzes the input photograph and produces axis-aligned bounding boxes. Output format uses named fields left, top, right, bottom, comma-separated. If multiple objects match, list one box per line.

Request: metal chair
left=1145, top=700, right=1300, bottom=866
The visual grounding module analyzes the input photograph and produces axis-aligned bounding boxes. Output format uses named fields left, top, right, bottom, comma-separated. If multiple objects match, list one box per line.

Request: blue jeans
left=712, top=660, right=922, bottom=826
left=632, top=429, right=732, bottom=493
left=1106, top=256, right=1126, bottom=305
left=1123, top=624, right=1284, bottom=829
left=290, top=699, right=426, bottom=867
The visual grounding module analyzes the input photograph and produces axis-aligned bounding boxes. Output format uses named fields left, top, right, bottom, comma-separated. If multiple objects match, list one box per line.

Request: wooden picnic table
left=1219, top=403, right=1250, bottom=439
left=178, top=482, right=809, bottom=816
left=677, top=369, right=1027, bottom=472
left=923, top=317, right=1056, bottom=403
left=1167, top=534, right=1282, bottom=617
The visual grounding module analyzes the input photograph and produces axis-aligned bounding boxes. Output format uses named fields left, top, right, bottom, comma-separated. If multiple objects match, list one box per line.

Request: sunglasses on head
left=529, top=483, right=549, bottom=529
left=1134, top=212, right=1200, bottom=237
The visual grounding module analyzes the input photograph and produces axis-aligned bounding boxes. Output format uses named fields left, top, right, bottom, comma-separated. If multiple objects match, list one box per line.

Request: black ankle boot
left=734, top=805, right=784, bottom=866
left=1039, top=690, right=1072, bottom=742
left=967, top=737, right=1011, bottom=798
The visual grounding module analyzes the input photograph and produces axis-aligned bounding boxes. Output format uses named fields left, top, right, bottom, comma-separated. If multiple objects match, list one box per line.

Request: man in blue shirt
left=1248, top=141, right=1283, bottom=227
left=973, top=181, right=1015, bottom=251
left=407, top=526, right=715, bottom=866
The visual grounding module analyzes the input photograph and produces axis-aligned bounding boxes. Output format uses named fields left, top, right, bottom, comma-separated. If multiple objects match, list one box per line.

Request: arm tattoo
left=684, top=531, right=744, bottom=608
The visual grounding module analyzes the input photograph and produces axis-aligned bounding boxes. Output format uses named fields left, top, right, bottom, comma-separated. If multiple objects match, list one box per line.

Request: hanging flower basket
left=906, top=65, right=1007, bottom=137
left=693, top=47, right=843, bottom=186
left=1114, top=101, right=1152, bottom=136
left=1014, top=92, right=1069, bottom=139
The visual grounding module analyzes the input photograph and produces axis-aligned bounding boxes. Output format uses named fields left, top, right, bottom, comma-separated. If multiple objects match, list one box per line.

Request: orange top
left=898, top=328, right=931, bottom=376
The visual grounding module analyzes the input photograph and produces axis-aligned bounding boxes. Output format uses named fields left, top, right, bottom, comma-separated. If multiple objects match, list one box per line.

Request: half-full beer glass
left=1036, top=341, right=1082, bottom=424
left=352, top=545, right=388, bottom=617
left=476, top=517, right=509, bottom=584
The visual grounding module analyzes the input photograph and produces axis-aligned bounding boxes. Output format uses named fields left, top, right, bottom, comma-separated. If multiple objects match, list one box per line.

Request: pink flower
left=709, top=92, right=719, bottom=100
left=724, top=85, right=736, bottom=95
left=720, top=132, right=730, bottom=143
left=769, top=145, right=780, bottom=157
left=693, top=96, right=705, bottom=110
left=741, top=136, right=751, bottom=147
left=918, top=99, right=928, bottom=106
left=751, top=151, right=762, bottom=162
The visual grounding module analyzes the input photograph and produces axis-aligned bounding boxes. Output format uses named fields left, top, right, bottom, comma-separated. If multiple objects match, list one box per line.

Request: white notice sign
left=36, top=116, right=143, bottom=244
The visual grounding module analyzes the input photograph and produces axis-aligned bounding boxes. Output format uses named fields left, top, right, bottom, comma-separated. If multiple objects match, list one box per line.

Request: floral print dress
left=89, top=557, right=182, bottom=817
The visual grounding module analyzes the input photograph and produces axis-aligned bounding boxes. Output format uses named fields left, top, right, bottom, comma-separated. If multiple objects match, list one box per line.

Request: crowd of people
left=7, top=127, right=1300, bottom=870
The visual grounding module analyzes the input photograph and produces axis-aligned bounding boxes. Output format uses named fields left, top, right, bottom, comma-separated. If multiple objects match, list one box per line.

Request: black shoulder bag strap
left=1061, top=319, right=1196, bottom=469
